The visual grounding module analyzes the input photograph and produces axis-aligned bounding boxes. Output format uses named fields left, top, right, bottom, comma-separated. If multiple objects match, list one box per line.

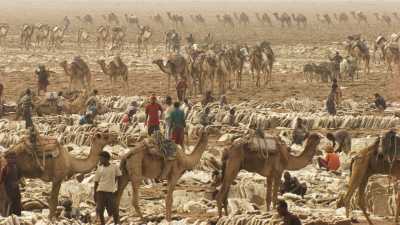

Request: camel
left=337, top=130, right=400, bottom=225
left=215, top=133, right=321, bottom=217
left=137, top=25, right=152, bottom=57
left=152, top=54, right=189, bottom=93
left=125, top=14, right=139, bottom=26
left=250, top=42, right=274, bottom=87
left=0, top=23, right=9, bottom=46
left=33, top=91, right=89, bottom=116
left=60, top=58, right=92, bottom=91
left=32, top=24, right=50, bottom=48
left=291, top=13, right=307, bottom=28
left=345, top=40, right=370, bottom=76
left=226, top=46, right=247, bottom=89
left=76, top=14, right=94, bottom=26
left=189, top=50, right=217, bottom=94
left=350, top=11, right=368, bottom=25
left=151, top=14, right=164, bottom=25
left=255, top=13, right=272, bottom=26
left=334, top=12, right=349, bottom=24
left=217, top=14, right=235, bottom=28
left=383, top=44, right=400, bottom=76
left=77, top=28, right=90, bottom=47
left=97, top=57, right=129, bottom=93
left=103, top=12, right=120, bottom=25
left=115, top=128, right=209, bottom=221
left=216, top=51, right=232, bottom=94
left=96, top=25, right=110, bottom=48
left=238, top=12, right=250, bottom=26
left=110, top=26, right=126, bottom=50
left=316, top=14, right=332, bottom=26
left=166, top=12, right=184, bottom=27
left=20, top=24, right=35, bottom=49
left=373, top=12, right=391, bottom=26
left=6, top=131, right=117, bottom=219
left=48, top=25, right=67, bottom=50
left=273, top=12, right=291, bottom=28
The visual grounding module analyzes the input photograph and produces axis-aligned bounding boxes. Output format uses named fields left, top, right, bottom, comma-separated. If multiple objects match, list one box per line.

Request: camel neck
left=180, top=133, right=208, bottom=170
left=69, top=142, right=105, bottom=174
left=286, top=140, right=318, bottom=171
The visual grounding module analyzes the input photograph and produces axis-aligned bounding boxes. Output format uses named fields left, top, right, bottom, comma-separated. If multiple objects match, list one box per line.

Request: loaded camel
left=249, top=42, right=275, bottom=87
left=0, top=131, right=117, bottom=219
left=77, top=28, right=90, bottom=47
left=137, top=25, right=152, bottom=57
left=166, top=12, right=184, bottom=27
left=226, top=46, right=247, bottom=89
left=97, top=57, right=129, bottom=93
left=48, top=25, right=67, bottom=50
left=215, top=50, right=232, bottom=94
left=116, top=127, right=209, bottom=221
left=215, top=133, right=321, bottom=217
left=189, top=51, right=218, bottom=94
left=33, top=24, right=50, bottom=48
left=152, top=54, right=190, bottom=93
left=345, top=39, right=370, bottom=76
left=20, top=24, right=35, bottom=50
left=59, top=57, right=92, bottom=91
left=110, top=26, right=127, bottom=50
left=337, top=130, right=400, bottom=225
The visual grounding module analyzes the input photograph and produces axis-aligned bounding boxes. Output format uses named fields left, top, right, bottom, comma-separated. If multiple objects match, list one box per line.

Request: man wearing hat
left=35, top=64, right=50, bottom=96
left=0, top=152, right=22, bottom=216
left=317, top=145, right=340, bottom=171
left=94, top=151, right=121, bottom=225
left=145, top=94, right=163, bottom=136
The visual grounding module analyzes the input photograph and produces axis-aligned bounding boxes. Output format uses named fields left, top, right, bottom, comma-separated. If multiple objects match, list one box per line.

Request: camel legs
left=255, top=70, right=261, bottom=88
left=265, top=176, right=273, bottom=211
left=165, top=175, right=179, bottom=221
left=215, top=158, right=241, bottom=217
left=272, top=173, right=281, bottom=209
left=130, top=177, right=144, bottom=220
left=357, top=176, right=373, bottom=225
left=48, top=180, right=62, bottom=219
left=115, top=173, right=130, bottom=209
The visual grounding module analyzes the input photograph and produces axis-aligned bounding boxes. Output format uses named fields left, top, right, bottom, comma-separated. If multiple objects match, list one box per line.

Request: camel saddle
left=246, top=130, right=278, bottom=158
left=22, top=135, right=61, bottom=158
left=143, top=131, right=177, bottom=160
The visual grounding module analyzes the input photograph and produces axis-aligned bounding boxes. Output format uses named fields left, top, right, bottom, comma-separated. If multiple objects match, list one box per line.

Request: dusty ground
left=0, top=0, right=400, bottom=224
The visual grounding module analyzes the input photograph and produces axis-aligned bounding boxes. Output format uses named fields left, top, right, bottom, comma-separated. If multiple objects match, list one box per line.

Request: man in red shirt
left=318, top=145, right=340, bottom=171
left=145, top=95, right=163, bottom=136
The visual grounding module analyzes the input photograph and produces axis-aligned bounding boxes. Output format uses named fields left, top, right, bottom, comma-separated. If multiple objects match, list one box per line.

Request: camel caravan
left=1, top=5, right=400, bottom=225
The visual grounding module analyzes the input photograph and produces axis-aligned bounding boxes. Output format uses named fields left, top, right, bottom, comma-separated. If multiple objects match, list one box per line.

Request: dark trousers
left=95, top=191, right=119, bottom=225
left=23, top=111, right=33, bottom=129
left=148, top=125, right=160, bottom=136
left=4, top=185, right=22, bottom=216
left=177, top=89, right=186, bottom=102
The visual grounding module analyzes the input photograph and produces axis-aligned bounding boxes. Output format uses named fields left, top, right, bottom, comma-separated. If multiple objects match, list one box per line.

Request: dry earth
left=0, top=0, right=400, bottom=224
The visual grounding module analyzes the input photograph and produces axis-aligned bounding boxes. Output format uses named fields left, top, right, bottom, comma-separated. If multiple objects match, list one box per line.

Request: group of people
left=326, top=78, right=387, bottom=115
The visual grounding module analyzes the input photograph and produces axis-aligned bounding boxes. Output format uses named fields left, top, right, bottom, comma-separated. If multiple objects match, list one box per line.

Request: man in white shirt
left=94, top=151, right=121, bottom=225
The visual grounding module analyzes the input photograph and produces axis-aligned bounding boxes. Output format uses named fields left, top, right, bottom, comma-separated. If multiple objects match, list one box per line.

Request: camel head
left=90, top=132, right=119, bottom=147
